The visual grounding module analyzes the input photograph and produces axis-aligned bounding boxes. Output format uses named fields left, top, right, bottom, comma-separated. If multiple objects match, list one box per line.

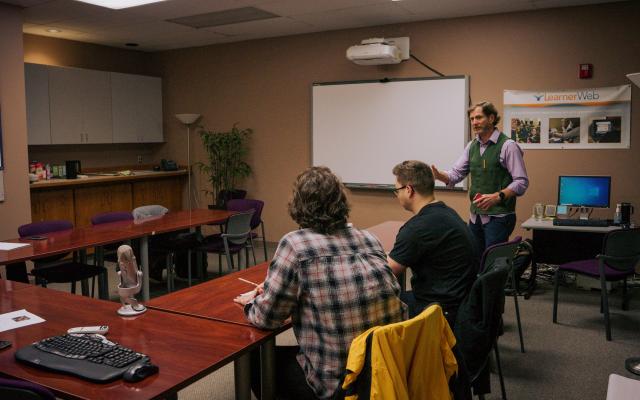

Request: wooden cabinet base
left=31, top=176, right=184, bottom=226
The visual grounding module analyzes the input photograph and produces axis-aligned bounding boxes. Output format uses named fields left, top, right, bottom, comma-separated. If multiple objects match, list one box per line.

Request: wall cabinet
left=25, top=63, right=52, bottom=145
left=25, top=63, right=163, bottom=145
left=111, top=72, right=163, bottom=143
left=49, top=66, right=113, bottom=144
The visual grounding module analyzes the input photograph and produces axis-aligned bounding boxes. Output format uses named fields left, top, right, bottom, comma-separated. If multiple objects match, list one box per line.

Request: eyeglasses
left=392, top=185, right=407, bottom=196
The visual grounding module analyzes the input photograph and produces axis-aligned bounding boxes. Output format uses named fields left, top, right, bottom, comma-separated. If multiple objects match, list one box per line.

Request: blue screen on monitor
left=557, top=176, right=611, bottom=208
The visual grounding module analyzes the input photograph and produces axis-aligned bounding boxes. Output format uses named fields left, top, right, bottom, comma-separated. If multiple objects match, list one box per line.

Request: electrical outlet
left=137, top=155, right=143, bottom=164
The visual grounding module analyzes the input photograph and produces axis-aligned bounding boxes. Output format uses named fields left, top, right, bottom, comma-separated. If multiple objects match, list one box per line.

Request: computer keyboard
left=15, top=334, right=149, bottom=383
left=553, top=218, right=610, bottom=227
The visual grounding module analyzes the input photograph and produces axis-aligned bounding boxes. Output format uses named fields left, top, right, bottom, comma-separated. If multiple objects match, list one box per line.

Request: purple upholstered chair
left=198, top=210, right=254, bottom=276
left=553, top=228, right=640, bottom=341
left=227, top=199, right=267, bottom=262
left=0, top=377, right=55, bottom=399
left=90, top=211, right=133, bottom=226
left=91, top=211, right=134, bottom=264
left=479, top=236, right=525, bottom=353
left=18, top=220, right=105, bottom=297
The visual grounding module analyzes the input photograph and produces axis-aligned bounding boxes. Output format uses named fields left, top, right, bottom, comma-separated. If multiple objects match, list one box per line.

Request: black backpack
left=509, top=239, right=536, bottom=299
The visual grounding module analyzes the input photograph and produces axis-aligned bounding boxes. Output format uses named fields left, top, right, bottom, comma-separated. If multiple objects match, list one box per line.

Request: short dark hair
left=468, top=101, right=501, bottom=127
left=392, top=160, right=434, bottom=196
left=288, top=166, right=350, bottom=234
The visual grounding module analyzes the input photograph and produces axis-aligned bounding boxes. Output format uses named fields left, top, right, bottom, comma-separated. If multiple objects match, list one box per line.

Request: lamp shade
left=627, top=73, right=640, bottom=88
left=175, top=113, right=201, bottom=125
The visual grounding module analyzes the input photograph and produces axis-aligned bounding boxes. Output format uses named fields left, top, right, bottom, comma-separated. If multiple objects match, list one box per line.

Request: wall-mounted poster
left=503, top=85, right=631, bottom=149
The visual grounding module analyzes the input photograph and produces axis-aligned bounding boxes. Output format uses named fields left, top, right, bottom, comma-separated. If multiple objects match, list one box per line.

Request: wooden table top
left=0, top=284, right=273, bottom=400
left=364, top=220, right=405, bottom=253
left=147, top=263, right=276, bottom=328
left=0, top=209, right=234, bottom=265
left=0, top=278, right=35, bottom=294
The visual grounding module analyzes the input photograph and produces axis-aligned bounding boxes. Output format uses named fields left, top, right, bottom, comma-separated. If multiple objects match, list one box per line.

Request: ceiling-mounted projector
left=346, top=37, right=410, bottom=66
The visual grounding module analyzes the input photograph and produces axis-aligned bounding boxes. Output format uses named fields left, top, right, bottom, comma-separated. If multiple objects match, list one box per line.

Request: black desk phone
left=160, top=159, right=178, bottom=171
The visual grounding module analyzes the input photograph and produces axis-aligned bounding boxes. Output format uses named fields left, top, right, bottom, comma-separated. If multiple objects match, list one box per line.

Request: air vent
left=167, top=7, right=279, bottom=29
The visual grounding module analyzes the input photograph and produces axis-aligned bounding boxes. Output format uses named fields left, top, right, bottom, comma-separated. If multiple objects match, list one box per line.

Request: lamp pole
left=175, top=114, right=201, bottom=211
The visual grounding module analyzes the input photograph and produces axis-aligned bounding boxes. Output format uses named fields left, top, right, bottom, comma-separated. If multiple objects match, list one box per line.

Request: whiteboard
left=312, top=77, right=468, bottom=189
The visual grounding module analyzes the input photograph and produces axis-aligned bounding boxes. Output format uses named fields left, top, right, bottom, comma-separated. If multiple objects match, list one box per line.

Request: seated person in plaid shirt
left=234, top=166, right=407, bottom=400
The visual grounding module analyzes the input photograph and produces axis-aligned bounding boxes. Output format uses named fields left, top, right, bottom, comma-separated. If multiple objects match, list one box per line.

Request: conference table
left=0, top=280, right=277, bottom=400
left=0, top=209, right=234, bottom=301
left=147, top=262, right=283, bottom=400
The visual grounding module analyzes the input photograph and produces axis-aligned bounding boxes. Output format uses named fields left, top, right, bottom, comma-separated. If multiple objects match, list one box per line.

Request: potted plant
left=197, top=123, right=253, bottom=208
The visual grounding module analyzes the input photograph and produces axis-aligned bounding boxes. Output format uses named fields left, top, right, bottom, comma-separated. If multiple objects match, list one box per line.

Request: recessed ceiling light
left=46, top=28, right=62, bottom=33
left=74, top=0, right=167, bottom=10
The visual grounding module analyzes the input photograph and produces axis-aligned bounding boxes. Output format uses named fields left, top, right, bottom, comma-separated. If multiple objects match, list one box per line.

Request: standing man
left=388, top=160, right=477, bottom=327
left=432, top=101, right=529, bottom=253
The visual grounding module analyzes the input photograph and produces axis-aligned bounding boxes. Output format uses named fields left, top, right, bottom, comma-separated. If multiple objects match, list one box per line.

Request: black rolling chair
left=18, top=220, right=106, bottom=297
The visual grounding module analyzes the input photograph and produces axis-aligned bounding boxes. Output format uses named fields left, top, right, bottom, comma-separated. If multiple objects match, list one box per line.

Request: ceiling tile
left=205, top=16, right=315, bottom=38
left=292, top=2, right=417, bottom=31
left=258, top=0, right=389, bottom=17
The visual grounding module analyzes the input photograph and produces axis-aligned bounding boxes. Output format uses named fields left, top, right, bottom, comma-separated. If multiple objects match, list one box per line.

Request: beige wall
left=0, top=4, right=31, bottom=238
left=24, top=34, right=164, bottom=170
left=153, top=1, right=640, bottom=242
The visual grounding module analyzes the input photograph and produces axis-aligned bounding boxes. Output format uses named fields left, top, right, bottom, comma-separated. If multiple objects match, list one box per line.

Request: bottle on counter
left=613, top=203, right=622, bottom=225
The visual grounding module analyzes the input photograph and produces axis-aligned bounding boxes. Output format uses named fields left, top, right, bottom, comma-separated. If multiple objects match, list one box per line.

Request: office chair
left=18, top=220, right=106, bottom=297
left=337, top=304, right=470, bottom=399
left=227, top=199, right=268, bottom=262
left=90, top=211, right=134, bottom=264
left=456, top=257, right=511, bottom=400
left=198, top=210, right=254, bottom=276
left=553, top=228, right=640, bottom=341
left=132, top=205, right=202, bottom=292
left=0, top=377, right=55, bottom=400
left=479, top=236, right=525, bottom=353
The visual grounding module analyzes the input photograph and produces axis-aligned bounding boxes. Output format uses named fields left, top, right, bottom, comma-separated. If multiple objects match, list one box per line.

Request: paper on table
left=0, top=242, right=31, bottom=251
left=0, top=309, right=45, bottom=332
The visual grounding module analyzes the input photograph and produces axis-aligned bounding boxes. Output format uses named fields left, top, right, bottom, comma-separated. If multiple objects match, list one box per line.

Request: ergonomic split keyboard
left=553, top=218, right=610, bottom=227
left=15, top=334, right=149, bottom=382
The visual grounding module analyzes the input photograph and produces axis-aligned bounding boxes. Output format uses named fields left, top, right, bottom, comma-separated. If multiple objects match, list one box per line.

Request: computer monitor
left=557, top=175, right=611, bottom=208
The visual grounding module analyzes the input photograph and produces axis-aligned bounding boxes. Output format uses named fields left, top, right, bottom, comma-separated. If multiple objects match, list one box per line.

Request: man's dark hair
left=468, top=101, right=501, bottom=127
left=392, top=160, right=434, bottom=196
left=288, top=166, right=350, bottom=234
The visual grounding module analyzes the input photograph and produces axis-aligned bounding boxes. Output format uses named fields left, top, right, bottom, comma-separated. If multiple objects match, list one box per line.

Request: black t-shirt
left=389, top=201, right=478, bottom=307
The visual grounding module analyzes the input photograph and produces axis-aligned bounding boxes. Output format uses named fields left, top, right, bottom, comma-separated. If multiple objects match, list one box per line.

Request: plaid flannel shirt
left=245, top=225, right=407, bottom=399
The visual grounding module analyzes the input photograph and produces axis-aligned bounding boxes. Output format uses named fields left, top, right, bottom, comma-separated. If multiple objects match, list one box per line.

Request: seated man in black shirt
left=388, top=160, right=478, bottom=327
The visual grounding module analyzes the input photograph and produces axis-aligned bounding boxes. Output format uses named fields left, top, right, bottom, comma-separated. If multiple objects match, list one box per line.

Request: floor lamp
left=175, top=113, right=201, bottom=211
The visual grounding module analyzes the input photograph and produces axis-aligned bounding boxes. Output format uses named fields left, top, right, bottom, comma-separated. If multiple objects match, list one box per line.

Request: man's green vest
left=469, top=133, right=516, bottom=215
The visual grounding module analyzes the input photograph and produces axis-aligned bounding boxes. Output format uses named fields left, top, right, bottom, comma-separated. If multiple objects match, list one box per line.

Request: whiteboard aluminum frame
left=311, top=76, right=469, bottom=191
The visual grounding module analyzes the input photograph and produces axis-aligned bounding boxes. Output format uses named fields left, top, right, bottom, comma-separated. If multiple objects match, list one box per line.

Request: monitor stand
left=578, top=207, right=591, bottom=220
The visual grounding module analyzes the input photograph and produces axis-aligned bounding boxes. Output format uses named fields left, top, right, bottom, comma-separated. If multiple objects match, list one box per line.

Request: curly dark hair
left=288, top=166, right=350, bottom=234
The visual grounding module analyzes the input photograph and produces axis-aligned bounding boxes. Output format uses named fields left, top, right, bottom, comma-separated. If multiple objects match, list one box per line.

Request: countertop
left=30, top=169, right=188, bottom=189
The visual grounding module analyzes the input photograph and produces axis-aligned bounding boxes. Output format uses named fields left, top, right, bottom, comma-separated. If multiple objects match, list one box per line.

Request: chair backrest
left=18, top=220, right=74, bottom=264
left=132, top=205, right=168, bottom=220
left=224, top=210, right=254, bottom=245
left=338, top=304, right=465, bottom=399
left=91, top=211, right=133, bottom=225
left=479, top=236, right=522, bottom=274
left=18, top=220, right=73, bottom=237
left=226, top=199, right=264, bottom=229
left=600, top=228, right=640, bottom=271
left=0, top=377, right=56, bottom=399
left=455, top=258, right=510, bottom=382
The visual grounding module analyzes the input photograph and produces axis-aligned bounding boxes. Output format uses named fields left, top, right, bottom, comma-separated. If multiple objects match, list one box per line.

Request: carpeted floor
left=26, top=242, right=640, bottom=399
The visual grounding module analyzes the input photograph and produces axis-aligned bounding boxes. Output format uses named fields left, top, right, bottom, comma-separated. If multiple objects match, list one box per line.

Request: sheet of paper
left=0, top=309, right=46, bottom=332
left=0, top=242, right=31, bottom=251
